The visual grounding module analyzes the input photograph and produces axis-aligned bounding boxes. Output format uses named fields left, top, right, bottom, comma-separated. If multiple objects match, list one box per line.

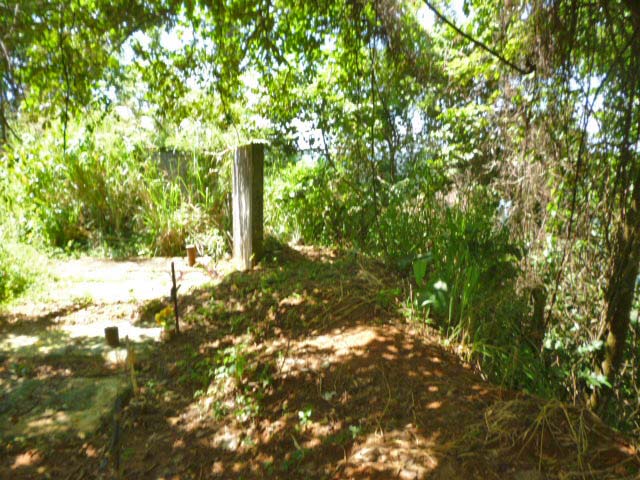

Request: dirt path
left=4, top=256, right=215, bottom=328
left=0, top=256, right=215, bottom=447
left=1, top=246, right=639, bottom=479
left=1, top=256, right=217, bottom=359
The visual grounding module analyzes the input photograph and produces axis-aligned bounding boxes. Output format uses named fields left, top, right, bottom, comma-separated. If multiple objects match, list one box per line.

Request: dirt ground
left=1, top=245, right=639, bottom=479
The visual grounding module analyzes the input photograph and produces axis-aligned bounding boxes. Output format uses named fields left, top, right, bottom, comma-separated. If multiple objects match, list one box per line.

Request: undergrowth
left=1, top=117, right=230, bottom=258
left=264, top=158, right=640, bottom=434
left=0, top=228, right=46, bottom=304
left=266, top=160, right=547, bottom=394
left=2, top=112, right=639, bottom=437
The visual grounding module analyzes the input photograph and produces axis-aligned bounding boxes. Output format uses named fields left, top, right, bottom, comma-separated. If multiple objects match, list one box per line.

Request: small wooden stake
left=105, top=327, right=120, bottom=347
left=171, top=262, right=180, bottom=334
left=186, top=244, right=197, bottom=266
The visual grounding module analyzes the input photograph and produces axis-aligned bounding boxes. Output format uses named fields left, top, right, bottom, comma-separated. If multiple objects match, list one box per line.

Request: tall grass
left=0, top=231, right=46, bottom=304
left=2, top=117, right=230, bottom=258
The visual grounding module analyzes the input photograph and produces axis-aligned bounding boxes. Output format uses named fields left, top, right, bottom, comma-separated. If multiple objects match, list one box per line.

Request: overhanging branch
left=422, top=0, right=534, bottom=75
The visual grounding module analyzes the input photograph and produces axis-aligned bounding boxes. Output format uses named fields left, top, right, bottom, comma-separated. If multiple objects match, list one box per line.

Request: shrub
left=0, top=233, right=44, bottom=304
left=3, top=117, right=231, bottom=257
left=265, top=160, right=341, bottom=244
left=410, top=194, right=544, bottom=390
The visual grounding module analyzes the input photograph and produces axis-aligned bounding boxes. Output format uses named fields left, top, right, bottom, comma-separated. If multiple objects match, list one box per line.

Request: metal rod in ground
left=171, top=261, right=180, bottom=334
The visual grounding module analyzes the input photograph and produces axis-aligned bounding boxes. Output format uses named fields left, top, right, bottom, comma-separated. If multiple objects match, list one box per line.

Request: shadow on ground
left=3, top=244, right=639, bottom=479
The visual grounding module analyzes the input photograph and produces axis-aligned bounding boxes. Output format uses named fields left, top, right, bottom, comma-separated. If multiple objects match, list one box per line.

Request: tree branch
left=422, top=0, right=534, bottom=75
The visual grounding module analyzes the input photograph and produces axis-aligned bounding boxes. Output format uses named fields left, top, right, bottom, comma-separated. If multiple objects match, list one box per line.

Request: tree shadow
left=106, top=245, right=528, bottom=479
left=0, top=302, right=89, bottom=332
left=110, top=324, right=510, bottom=479
left=4, top=245, right=640, bottom=479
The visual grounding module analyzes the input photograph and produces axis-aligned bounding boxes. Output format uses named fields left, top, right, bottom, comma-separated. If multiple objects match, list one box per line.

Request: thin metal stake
left=171, top=261, right=180, bottom=334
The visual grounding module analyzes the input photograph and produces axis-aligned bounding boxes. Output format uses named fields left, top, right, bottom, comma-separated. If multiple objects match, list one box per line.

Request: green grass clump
left=0, top=237, right=45, bottom=304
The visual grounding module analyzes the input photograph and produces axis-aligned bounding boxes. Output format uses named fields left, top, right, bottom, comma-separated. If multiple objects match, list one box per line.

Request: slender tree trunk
left=589, top=78, right=640, bottom=410
left=0, top=101, right=6, bottom=146
left=590, top=172, right=640, bottom=410
left=389, top=144, right=396, bottom=182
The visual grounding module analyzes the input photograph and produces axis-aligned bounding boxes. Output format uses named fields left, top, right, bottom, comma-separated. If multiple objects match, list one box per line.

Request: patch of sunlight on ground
left=0, top=334, right=39, bottom=349
left=0, top=322, right=160, bottom=360
left=0, top=330, right=104, bottom=357
left=58, top=320, right=161, bottom=343
left=346, top=426, right=440, bottom=479
left=303, top=325, right=380, bottom=357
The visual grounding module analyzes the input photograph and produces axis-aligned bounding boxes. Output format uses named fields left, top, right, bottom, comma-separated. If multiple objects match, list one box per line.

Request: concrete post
left=232, top=143, right=264, bottom=270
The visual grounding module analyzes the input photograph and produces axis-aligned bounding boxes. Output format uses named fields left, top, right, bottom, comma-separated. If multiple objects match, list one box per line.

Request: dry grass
left=452, top=396, right=640, bottom=479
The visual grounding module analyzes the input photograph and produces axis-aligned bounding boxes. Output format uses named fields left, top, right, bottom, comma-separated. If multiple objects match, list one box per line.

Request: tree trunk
left=588, top=20, right=640, bottom=407
left=589, top=179, right=640, bottom=410
left=589, top=103, right=640, bottom=410
left=0, top=85, right=6, bottom=146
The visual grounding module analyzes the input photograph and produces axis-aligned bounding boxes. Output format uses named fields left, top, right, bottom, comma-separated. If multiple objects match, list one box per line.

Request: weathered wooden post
left=232, top=143, right=264, bottom=270
left=104, top=326, right=120, bottom=347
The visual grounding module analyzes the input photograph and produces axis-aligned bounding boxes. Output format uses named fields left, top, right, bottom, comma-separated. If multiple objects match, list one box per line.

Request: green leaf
left=413, top=258, right=428, bottom=286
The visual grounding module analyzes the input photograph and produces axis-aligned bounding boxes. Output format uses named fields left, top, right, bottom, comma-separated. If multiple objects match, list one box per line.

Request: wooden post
left=104, top=327, right=120, bottom=347
left=186, top=244, right=197, bottom=266
left=232, top=143, right=264, bottom=270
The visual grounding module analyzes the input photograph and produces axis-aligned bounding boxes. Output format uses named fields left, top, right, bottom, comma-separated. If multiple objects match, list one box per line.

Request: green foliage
left=214, top=344, right=249, bottom=383
left=412, top=193, right=522, bottom=329
left=0, top=176, right=47, bottom=302
left=409, top=193, right=546, bottom=391
left=0, top=0, right=176, bottom=138
left=0, top=237, right=44, bottom=304
left=297, top=407, right=313, bottom=429
left=178, top=343, right=274, bottom=423
left=266, top=161, right=342, bottom=244
left=3, top=115, right=230, bottom=257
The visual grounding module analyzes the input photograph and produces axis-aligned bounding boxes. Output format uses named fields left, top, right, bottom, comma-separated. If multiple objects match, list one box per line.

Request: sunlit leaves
left=1, top=0, right=178, bottom=133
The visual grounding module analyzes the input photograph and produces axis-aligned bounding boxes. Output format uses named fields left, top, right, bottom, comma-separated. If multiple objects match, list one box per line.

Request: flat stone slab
left=0, top=376, right=128, bottom=441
